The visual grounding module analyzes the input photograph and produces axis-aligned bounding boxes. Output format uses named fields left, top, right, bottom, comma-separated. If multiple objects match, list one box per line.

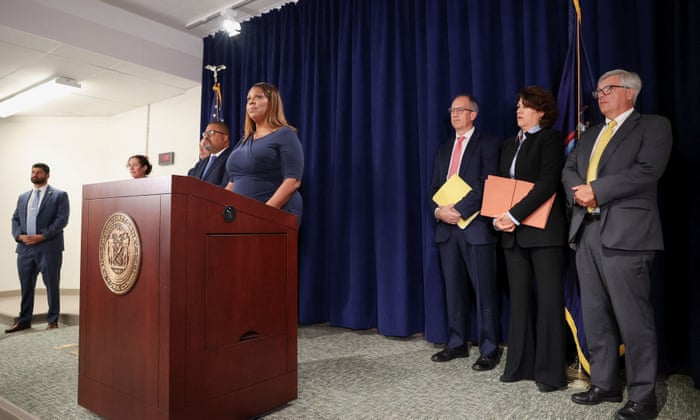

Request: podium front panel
left=80, top=194, right=162, bottom=407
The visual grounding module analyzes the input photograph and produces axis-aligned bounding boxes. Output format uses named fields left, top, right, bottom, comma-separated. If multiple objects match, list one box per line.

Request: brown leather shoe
left=46, top=322, right=59, bottom=330
left=5, top=321, right=31, bottom=333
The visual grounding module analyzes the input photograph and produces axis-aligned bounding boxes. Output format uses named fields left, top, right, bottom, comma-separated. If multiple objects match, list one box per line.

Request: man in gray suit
left=6, top=163, right=69, bottom=333
left=563, top=69, right=672, bottom=420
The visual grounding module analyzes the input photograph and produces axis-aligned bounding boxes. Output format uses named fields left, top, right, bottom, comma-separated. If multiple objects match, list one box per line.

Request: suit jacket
left=431, top=129, right=500, bottom=245
left=188, top=146, right=233, bottom=188
left=12, top=185, right=70, bottom=253
left=562, top=111, right=672, bottom=250
left=187, top=158, right=206, bottom=177
left=498, top=128, right=567, bottom=248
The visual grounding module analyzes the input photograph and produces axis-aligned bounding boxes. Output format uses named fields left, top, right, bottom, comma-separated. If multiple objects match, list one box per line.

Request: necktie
left=202, top=155, right=217, bottom=178
left=509, top=132, right=525, bottom=178
left=586, top=121, right=617, bottom=184
left=27, top=189, right=40, bottom=235
left=448, top=136, right=465, bottom=178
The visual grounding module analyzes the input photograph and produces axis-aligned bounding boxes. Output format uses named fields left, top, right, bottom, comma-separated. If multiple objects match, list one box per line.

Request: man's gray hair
left=599, top=69, right=642, bottom=105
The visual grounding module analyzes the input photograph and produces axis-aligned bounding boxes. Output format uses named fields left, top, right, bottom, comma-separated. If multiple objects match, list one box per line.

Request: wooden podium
left=78, top=176, right=298, bottom=419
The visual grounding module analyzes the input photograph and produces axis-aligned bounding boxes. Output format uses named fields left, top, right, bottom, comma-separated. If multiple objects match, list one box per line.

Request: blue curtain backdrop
left=201, top=0, right=700, bottom=385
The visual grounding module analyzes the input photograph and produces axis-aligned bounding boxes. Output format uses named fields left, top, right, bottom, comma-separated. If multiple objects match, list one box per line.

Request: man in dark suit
left=429, top=94, right=502, bottom=370
left=189, top=121, right=232, bottom=187
left=563, top=69, right=672, bottom=420
left=6, top=163, right=69, bottom=333
left=187, top=138, right=211, bottom=177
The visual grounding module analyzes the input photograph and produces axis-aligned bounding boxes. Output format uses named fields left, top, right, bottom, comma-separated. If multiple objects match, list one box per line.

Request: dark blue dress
left=226, top=126, right=304, bottom=221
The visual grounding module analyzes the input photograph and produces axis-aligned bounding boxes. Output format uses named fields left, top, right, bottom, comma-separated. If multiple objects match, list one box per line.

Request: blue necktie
left=27, top=189, right=40, bottom=235
left=202, top=155, right=217, bottom=178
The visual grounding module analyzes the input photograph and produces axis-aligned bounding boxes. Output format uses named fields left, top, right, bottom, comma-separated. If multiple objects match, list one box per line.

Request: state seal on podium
left=99, top=212, right=142, bottom=295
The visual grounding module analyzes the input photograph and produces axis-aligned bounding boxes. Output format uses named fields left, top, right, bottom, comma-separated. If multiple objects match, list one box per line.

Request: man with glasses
left=563, top=69, right=672, bottom=420
left=189, top=121, right=233, bottom=188
left=429, top=94, right=502, bottom=370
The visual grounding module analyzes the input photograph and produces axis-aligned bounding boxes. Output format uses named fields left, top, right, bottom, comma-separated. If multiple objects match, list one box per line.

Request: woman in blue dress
left=225, top=82, right=304, bottom=223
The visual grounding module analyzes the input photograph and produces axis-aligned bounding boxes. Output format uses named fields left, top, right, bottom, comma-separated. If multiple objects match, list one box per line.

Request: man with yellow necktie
left=562, top=69, right=672, bottom=420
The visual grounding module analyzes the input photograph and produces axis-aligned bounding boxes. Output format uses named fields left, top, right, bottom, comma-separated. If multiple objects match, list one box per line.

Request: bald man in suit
left=563, top=69, right=672, bottom=420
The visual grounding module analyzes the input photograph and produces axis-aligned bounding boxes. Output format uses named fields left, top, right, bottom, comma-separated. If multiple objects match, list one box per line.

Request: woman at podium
left=225, top=82, right=304, bottom=223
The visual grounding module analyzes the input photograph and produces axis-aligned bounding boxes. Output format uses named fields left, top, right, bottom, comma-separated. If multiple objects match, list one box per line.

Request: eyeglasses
left=448, top=107, right=475, bottom=114
left=202, top=129, right=226, bottom=138
left=592, top=85, right=629, bottom=99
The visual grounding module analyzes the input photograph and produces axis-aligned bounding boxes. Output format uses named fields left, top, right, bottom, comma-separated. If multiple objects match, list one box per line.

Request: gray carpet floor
left=1, top=322, right=698, bottom=419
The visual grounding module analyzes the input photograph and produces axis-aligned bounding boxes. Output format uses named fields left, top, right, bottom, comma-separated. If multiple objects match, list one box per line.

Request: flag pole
left=566, top=0, right=591, bottom=388
left=575, top=0, right=582, bottom=141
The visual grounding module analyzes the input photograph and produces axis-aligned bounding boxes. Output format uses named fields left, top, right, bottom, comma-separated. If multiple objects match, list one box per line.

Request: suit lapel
left=598, top=111, right=640, bottom=171
left=460, top=131, right=478, bottom=169
left=20, top=191, right=31, bottom=222
left=197, top=160, right=207, bottom=179
left=579, top=125, right=603, bottom=177
left=37, top=186, right=52, bottom=213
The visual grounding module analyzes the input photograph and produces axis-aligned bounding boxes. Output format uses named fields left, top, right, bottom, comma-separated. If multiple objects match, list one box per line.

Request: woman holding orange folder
left=494, top=86, right=568, bottom=393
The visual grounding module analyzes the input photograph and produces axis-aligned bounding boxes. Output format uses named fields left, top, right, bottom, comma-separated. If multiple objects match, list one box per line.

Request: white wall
left=0, top=85, right=201, bottom=292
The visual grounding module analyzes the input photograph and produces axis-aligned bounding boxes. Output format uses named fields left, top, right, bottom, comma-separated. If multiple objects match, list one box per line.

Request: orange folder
left=480, top=175, right=555, bottom=229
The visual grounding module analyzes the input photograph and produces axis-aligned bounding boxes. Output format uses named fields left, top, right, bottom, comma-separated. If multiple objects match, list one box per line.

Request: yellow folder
left=432, top=174, right=480, bottom=229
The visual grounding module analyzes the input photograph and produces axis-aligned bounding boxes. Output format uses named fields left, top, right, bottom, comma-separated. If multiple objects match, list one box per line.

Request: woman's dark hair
left=517, top=86, right=559, bottom=128
left=127, top=154, right=153, bottom=175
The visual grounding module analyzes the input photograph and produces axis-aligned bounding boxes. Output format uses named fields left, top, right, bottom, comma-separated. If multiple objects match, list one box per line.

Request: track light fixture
left=221, top=9, right=241, bottom=37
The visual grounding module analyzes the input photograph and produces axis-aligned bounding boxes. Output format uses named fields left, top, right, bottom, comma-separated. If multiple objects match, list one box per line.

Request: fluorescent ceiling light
left=0, top=76, right=82, bottom=118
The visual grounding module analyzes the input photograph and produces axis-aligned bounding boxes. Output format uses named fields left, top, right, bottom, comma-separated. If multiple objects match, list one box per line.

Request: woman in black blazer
left=494, top=86, right=568, bottom=392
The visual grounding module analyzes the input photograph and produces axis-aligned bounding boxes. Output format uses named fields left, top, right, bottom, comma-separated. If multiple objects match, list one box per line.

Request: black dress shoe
left=499, top=374, right=522, bottom=383
left=615, top=400, right=657, bottom=420
left=536, top=382, right=566, bottom=392
left=571, top=385, right=623, bottom=405
left=5, top=321, right=31, bottom=333
left=431, top=347, right=469, bottom=362
left=472, top=347, right=503, bottom=371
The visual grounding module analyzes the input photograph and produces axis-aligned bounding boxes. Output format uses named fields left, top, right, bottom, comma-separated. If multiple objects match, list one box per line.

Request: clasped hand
left=18, top=234, right=45, bottom=246
left=571, top=184, right=598, bottom=208
left=494, top=213, right=516, bottom=232
left=437, top=205, right=462, bottom=225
